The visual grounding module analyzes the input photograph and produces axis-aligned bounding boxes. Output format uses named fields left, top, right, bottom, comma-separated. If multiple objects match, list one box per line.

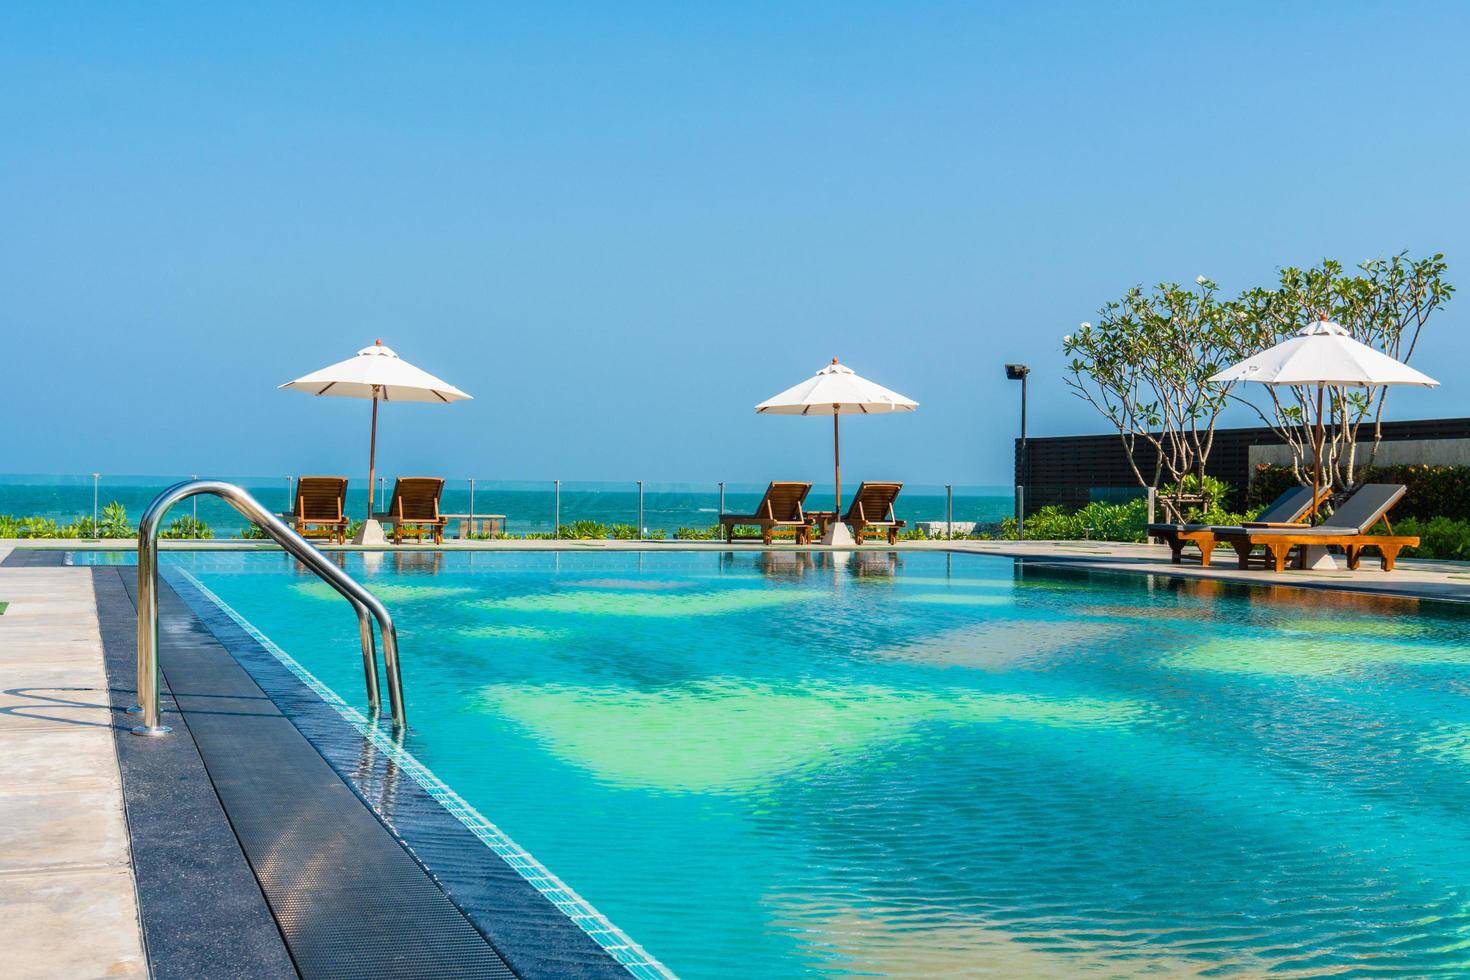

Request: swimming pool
left=140, top=550, right=1470, bottom=976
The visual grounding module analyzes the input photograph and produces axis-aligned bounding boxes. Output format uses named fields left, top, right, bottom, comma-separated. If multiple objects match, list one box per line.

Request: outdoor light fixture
left=1004, top=364, right=1030, bottom=534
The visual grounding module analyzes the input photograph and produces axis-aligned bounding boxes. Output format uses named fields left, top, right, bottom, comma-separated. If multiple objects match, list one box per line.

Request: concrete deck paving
left=1, top=535, right=1468, bottom=977
left=0, top=558, right=147, bottom=979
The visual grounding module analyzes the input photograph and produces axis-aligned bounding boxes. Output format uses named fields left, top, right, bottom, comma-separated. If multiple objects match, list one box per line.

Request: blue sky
left=2, top=3, right=1467, bottom=485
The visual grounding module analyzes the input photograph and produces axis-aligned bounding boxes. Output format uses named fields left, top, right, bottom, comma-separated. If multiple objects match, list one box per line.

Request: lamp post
left=1004, top=363, right=1029, bottom=537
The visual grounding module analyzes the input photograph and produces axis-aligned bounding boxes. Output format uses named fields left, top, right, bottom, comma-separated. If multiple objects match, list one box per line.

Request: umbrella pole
left=367, top=394, right=379, bottom=520
left=833, top=410, right=842, bottom=513
left=1311, top=382, right=1324, bottom=522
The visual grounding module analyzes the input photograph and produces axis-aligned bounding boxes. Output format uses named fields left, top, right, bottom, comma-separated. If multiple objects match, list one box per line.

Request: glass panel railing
left=0, top=474, right=1132, bottom=541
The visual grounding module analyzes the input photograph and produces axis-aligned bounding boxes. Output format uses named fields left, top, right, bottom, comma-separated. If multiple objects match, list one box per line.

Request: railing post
left=191, top=474, right=198, bottom=538
left=554, top=479, right=560, bottom=538
left=1016, top=485, right=1025, bottom=538
left=469, top=477, right=475, bottom=538
left=637, top=480, right=644, bottom=540
left=946, top=483, right=953, bottom=540
left=134, top=480, right=404, bottom=735
left=134, top=503, right=171, bottom=736
left=718, top=481, right=725, bottom=517
left=92, top=472, right=99, bottom=539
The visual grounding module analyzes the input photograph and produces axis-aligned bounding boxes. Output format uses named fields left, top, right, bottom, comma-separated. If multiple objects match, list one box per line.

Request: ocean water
left=0, top=476, right=1013, bottom=536
left=127, top=549, right=1470, bottom=977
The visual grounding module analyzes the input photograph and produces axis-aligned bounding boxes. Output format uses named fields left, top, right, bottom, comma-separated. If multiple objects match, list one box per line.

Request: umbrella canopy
left=1209, top=317, right=1438, bottom=388
left=756, top=359, right=917, bottom=525
left=279, top=341, right=472, bottom=403
left=756, top=359, right=919, bottom=416
left=281, top=341, right=472, bottom=520
left=1210, top=315, right=1438, bottom=518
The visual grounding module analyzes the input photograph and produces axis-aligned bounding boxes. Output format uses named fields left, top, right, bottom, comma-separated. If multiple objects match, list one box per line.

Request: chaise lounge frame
left=1147, top=484, right=1328, bottom=567
left=1213, top=483, right=1418, bottom=572
left=719, top=482, right=813, bottom=545
left=841, top=481, right=907, bottom=545
left=290, top=476, right=350, bottom=546
left=381, top=477, right=447, bottom=545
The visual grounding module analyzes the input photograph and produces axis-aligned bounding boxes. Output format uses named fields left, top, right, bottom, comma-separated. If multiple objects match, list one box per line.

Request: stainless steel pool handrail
left=133, top=479, right=405, bottom=735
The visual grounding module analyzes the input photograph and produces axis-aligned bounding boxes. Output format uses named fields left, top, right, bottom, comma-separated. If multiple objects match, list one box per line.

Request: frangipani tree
left=1232, top=253, right=1452, bottom=490
left=1063, top=277, right=1239, bottom=519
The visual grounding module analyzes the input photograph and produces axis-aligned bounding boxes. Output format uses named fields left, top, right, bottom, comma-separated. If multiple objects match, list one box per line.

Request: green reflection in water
left=478, top=679, right=1143, bottom=793
left=476, top=589, right=810, bottom=617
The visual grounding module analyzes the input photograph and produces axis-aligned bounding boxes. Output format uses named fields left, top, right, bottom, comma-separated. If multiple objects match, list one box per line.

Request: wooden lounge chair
left=382, top=477, right=447, bottom=545
left=842, top=481, right=906, bottom=545
left=1213, top=483, right=1417, bottom=572
left=289, top=476, right=350, bottom=545
left=1147, top=484, right=1326, bottom=567
left=720, top=482, right=813, bottom=545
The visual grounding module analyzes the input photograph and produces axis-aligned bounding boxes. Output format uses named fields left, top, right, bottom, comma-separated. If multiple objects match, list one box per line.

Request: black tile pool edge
left=2, top=548, right=69, bottom=566
left=92, top=567, right=299, bottom=980
left=157, top=567, right=637, bottom=980
left=100, top=567, right=524, bottom=979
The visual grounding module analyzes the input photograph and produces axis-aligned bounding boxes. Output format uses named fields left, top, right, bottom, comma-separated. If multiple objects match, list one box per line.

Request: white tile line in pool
left=172, top=567, right=676, bottom=980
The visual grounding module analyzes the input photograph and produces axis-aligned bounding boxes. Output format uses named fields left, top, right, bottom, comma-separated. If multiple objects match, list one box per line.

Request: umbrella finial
left=375, top=338, right=382, bottom=345
left=832, top=356, right=838, bottom=364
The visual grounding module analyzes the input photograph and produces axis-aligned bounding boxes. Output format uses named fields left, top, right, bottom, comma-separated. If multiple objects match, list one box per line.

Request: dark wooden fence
left=1015, top=417, right=1470, bottom=513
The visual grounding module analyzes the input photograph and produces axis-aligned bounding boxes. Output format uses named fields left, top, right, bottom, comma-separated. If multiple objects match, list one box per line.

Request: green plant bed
left=1396, top=517, right=1470, bottom=561
left=0, top=500, right=133, bottom=539
left=160, top=516, right=213, bottom=539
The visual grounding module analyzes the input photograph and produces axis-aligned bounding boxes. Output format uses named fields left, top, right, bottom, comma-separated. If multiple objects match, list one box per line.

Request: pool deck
left=0, top=556, right=148, bottom=979
left=2, top=535, right=1469, bottom=977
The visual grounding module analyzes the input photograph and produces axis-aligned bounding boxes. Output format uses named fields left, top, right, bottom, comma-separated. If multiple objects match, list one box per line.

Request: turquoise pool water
left=146, top=551, right=1470, bottom=976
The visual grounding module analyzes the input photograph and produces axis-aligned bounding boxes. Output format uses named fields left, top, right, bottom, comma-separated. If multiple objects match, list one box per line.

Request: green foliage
left=0, top=507, right=131, bottom=539
left=160, top=516, right=213, bottom=539
left=90, top=501, right=131, bottom=538
left=1, top=516, right=71, bottom=538
left=645, top=527, right=667, bottom=540
left=240, top=523, right=269, bottom=539
left=558, top=520, right=610, bottom=539
left=999, top=498, right=1152, bottom=543
left=674, top=525, right=722, bottom=540
left=1064, top=278, right=1239, bottom=493
left=1246, top=465, right=1301, bottom=511
left=608, top=523, right=639, bottom=540
left=1397, top=517, right=1470, bottom=562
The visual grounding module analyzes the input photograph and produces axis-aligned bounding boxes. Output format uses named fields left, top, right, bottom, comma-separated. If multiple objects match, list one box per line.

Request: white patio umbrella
left=280, top=340, right=471, bottom=528
left=1210, top=314, right=1437, bottom=520
left=756, top=358, right=917, bottom=543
